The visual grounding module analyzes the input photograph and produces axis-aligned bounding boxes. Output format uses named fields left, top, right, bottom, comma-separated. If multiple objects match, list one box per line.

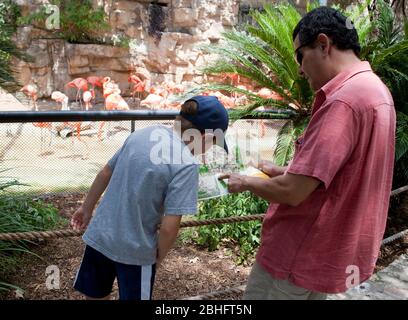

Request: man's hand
left=258, top=160, right=286, bottom=178
left=218, top=173, right=248, bottom=193
left=70, top=206, right=92, bottom=231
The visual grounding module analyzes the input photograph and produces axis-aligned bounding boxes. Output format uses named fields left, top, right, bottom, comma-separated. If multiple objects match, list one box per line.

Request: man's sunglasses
left=294, top=40, right=315, bottom=65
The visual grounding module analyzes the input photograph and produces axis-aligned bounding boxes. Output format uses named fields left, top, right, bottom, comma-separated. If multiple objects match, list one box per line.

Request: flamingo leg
left=32, top=98, right=38, bottom=111
left=78, top=90, right=84, bottom=110
left=71, top=122, right=89, bottom=159
left=48, top=128, right=53, bottom=147
left=98, top=121, right=105, bottom=141
left=260, top=120, right=266, bottom=138
left=40, top=128, right=44, bottom=153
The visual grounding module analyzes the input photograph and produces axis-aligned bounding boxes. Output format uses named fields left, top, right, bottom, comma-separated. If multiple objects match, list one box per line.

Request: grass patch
left=0, top=178, right=67, bottom=292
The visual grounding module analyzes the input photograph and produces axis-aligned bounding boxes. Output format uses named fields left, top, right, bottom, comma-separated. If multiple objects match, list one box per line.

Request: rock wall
left=13, top=0, right=241, bottom=98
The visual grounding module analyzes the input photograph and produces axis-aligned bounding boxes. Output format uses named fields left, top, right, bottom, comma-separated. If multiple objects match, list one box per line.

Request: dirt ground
left=0, top=193, right=251, bottom=300
left=1, top=192, right=408, bottom=300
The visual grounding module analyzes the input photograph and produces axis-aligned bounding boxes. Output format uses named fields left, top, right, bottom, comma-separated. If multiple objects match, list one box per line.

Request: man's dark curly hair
left=293, top=7, right=361, bottom=56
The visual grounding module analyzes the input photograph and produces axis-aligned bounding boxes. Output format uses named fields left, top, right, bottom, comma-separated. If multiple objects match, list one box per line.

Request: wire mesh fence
left=0, top=112, right=289, bottom=196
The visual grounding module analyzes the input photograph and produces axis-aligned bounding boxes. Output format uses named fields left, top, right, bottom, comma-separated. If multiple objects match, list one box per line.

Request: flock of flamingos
left=18, top=73, right=283, bottom=148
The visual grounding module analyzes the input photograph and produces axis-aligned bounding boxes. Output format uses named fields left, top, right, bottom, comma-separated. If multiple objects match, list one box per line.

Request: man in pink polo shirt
left=220, top=7, right=395, bottom=299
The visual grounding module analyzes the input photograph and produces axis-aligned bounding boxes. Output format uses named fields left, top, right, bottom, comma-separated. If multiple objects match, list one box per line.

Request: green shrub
left=181, top=192, right=268, bottom=264
left=0, top=0, right=30, bottom=92
left=18, top=0, right=109, bottom=43
left=0, top=175, right=67, bottom=292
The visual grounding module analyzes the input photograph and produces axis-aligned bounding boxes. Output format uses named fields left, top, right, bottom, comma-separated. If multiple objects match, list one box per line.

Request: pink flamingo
left=83, top=89, right=95, bottom=111
left=62, top=121, right=90, bottom=159
left=149, top=86, right=168, bottom=99
left=102, top=77, right=120, bottom=100
left=173, top=84, right=185, bottom=94
left=128, top=75, right=143, bottom=86
left=140, top=93, right=164, bottom=110
left=51, top=91, right=69, bottom=110
left=20, top=84, right=39, bottom=111
left=212, top=91, right=236, bottom=108
left=66, top=78, right=88, bottom=109
left=222, top=73, right=240, bottom=86
left=133, top=81, right=146, bottom=100
left=105, top=89, right=129, bottom=111
left=98, top=88, right=129, bottom=140
left=32, top=122, right=53, bottom=153
left=86, top=76, right=103, bottom=90
left=222, top=73, right=241, bottom=99
left=256, top=88, right=284, bottom=137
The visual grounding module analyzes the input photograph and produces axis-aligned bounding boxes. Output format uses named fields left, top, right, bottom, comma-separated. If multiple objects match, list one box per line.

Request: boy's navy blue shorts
left=73, top=245, right=156, bottom=300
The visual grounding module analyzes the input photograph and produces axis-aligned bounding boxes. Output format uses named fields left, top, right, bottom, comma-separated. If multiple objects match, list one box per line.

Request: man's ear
left=316, top=33, right=331, bottom=55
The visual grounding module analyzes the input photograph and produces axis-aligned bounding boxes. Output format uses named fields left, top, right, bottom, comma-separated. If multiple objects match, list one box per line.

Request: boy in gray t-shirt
left=71, top=96, right=229, bottom=300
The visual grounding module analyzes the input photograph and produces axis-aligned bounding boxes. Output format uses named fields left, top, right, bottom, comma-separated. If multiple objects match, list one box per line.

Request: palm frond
left=0, top=23, right=32, bottom=92
left=396, top=112, right=408, bottom=161
left=306, top=1, right=321, bottom=12
left=347, top=1, right=373, bottom=46
left=371, top=40, right=408, bottom=68
left=273, top=120, right=296, bottom=166
left=376, top=0, right=402, bottom=47
left=198, top=3, right=313, bottom=119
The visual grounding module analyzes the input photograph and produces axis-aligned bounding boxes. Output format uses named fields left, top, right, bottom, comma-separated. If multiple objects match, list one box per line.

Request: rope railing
left=0, top=186, right=406, bottom=300
left=1, top=183, right=408, bottom=242
left=391, top=185, right=408, bottom=197
left=0, top=214, right=265, bottom=242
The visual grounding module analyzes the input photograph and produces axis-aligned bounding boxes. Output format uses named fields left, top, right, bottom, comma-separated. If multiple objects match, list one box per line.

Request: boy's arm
left=156, top=215, right=182, bottom=266
left=71, top=164, right=113, bottom=230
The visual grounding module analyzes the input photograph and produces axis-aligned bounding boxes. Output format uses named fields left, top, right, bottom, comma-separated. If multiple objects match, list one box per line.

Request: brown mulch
left=0, top=193, right=251, bottom=300
left=1, top=192, right=408, bottom=300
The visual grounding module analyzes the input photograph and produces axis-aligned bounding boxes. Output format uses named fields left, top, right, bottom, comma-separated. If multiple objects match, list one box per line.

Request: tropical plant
left=18, top=0, right=109, bottom=44
left=350, top=0, right=408, bottom=186
left=0, top=170, right=67, bottom=293
left=0, top=0, right=31, bottom=92
left=395, top=112, right=408, bottom=184
left=189, top=1, right=408, bottom=184
left=183, top=4, right=314, bottom=166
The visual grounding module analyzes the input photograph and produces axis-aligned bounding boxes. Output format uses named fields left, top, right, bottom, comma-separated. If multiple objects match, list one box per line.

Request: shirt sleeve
left=164, top=164, right=199, bottom=215
left=287, top=101, right=359, bottom=189
left=107, top=137, right=130, bottom=170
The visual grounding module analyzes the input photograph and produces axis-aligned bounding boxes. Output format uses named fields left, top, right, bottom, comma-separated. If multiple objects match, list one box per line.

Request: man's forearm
left=244, top=175, right=295, bottom=205
left=241, top=172, right=321, bottom=206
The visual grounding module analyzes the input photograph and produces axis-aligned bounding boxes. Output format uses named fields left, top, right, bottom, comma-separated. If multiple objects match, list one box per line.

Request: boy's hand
left=70, top=207, right=92, bottom=231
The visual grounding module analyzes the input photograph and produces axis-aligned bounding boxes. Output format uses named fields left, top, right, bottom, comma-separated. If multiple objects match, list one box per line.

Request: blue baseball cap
left=180, top=95, right=229, bottom=153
